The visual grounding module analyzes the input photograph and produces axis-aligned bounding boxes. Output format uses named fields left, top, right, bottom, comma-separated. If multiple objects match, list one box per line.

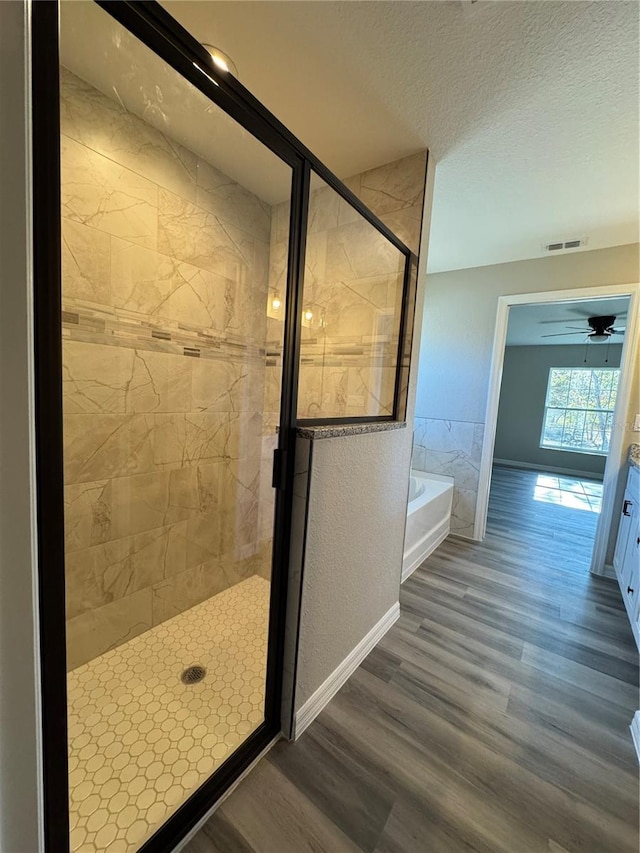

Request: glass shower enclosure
left=31, top=2, right=417, bottom=851
left=59, top=2, right=292, bottom=849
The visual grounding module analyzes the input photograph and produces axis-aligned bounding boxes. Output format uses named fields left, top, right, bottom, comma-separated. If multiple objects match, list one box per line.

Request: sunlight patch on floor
left=533, top=474, right=602, bottom=513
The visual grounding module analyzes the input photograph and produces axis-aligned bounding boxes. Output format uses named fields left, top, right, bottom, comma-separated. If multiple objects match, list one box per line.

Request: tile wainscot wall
left=412, top=417, right=484, bottom=538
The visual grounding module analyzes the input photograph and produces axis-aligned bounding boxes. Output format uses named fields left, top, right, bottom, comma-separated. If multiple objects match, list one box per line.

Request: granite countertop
left=629, top=443, right=640, bottom=469
left=296, top=421, right=406, bottom=440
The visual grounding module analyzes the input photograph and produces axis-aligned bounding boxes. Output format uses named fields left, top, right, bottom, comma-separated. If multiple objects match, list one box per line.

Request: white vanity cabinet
left=613, top=462, right=640, bottom=649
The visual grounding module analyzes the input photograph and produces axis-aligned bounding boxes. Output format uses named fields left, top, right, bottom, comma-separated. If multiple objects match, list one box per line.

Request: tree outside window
left=540, top=367, right=620, bottom=455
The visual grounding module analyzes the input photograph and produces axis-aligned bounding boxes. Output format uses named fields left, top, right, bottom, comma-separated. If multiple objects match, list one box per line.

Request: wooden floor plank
left=188, top=465, right=638, bottom=852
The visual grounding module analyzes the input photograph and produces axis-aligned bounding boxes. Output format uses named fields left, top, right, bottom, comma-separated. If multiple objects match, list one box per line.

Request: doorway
left=476, top=284, right=640, bottom=575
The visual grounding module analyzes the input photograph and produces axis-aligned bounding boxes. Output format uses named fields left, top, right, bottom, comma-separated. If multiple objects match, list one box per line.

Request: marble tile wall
left=412, top=417, right=484, bottom=539
left=61, top=69, right=276, bottom=670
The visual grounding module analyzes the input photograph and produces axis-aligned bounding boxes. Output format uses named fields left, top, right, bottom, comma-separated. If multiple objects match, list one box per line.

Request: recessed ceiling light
left=202, top=44, right=238, bottom=78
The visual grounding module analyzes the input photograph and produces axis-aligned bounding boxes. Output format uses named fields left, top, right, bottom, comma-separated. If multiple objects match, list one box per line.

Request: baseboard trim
left=402, top=519, right=450, bottom=583
left=449, top=531, right=481, bottom=543
left=293, top=602, right=400, bottom=740
left=630, top=712, right=640, bottom=763
left=493, top=458, right=603, bottom=481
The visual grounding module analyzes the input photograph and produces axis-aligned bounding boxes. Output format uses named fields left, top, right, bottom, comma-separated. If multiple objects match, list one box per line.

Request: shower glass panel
left=296, top=174, right=406, bottom=420
left=60, top=2, right=291, bottom=850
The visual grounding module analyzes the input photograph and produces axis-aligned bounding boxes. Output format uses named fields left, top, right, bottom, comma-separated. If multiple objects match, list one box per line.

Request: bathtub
left=403, top=471, right=454, bottom=582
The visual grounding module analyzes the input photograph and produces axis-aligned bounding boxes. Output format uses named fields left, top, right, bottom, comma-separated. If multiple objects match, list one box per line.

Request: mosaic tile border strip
left=62, top=300, right=266, bottom=363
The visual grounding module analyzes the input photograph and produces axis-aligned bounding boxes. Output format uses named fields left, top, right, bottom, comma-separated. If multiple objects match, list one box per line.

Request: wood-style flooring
left=185, top=465, right=639, bottom=853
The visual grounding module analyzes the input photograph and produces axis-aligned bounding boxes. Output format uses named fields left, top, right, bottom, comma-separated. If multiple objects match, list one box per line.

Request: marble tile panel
left=180, top=464, right=224, bottom=569
left=359, top=151, right=427, bottom=217
left=296, top=365, right=325, bottom=419
left=219, top=459, right=261, bottom=560
left=65, top=522, right=188, bottom=620
left=63, top=341, right=134, bottom=414
left=185, top=509, right=222, bottom=570
left=64, top=414, right=155, bottom=485
left=223, top=243, right=269, bottom=346
left=301, top=232, right=329, bottom=303
left=268, top=239, right=289, bottom=298
left=65, top=480, right=112, bottom=553
left=151, top=559, right=248, bottom=626
left=319, top=367, right=349, bottom=418
left=157, top=188, right=254, bottom=280
left=250, top=539, right=273, bottom=581
left=66, top=587, right=153, bottom=671
left=110, top=239, right=227, bottom=335
left=61, top=68, right=198, bottom=203
left=108, top=470, right=192, bottom=543
left=153, top=413, right=238, bottom=470
left=257, top=495, right=275, bottom=546
left=336, top=193, right=364, bottom=228
left=196, top=158, right=271, bottom=243
left=411, top=443, right=426, bottom=472
left=61, top=135, right=158, bottom=249
left=272, top=199, right=291, bottom=244
left=473, top=422, right=485, bottom=465
left=423, top=418, right=478, bottom=456
left=422, top=448, right=480, bottom=493
left=126, top=350, right=191, bottom=414
left=307, top=183, right=340, bottom=233
left=340, top=173, right=361, bottom=197
left=265, top=316, right=285, bottom=348
left=191, top=359, right=263, bottom=414
left=450, top=487, right=477, bottom=539
left=62, top=218, right=111, bottom=305
left=262, top=365, right=283, bottom=421
left=380, top=204, right=423, bottom=255
left=325, top=219, right=404, bottom=282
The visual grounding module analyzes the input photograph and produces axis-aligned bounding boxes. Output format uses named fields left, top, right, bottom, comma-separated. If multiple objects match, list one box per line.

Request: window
left=540, top=367, right=620, bottom=455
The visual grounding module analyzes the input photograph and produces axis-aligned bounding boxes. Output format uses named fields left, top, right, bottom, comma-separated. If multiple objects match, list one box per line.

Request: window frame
left=539, top=366, right=620, bottom=457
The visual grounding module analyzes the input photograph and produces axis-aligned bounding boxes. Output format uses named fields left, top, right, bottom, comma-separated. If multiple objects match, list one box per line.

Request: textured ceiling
left=506, top=296, right=630, bottom=346
left=162, top=0, right=639, bottom=272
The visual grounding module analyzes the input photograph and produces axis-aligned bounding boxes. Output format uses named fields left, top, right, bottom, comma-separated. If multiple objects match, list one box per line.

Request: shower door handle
left=272, top=448, right=287, bottom=489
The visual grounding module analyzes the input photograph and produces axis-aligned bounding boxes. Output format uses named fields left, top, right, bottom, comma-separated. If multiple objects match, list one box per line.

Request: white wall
left=494, top=344, right=623, bottom=478
left=294, top=427, right=411, bottom=707
left=0, top=2, right=43, bottom=850
left=414, top=244, right=640, bottom=538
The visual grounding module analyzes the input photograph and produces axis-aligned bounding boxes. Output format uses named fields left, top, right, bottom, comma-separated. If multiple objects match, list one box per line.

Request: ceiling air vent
left=543, top=237, right=588, bottom=253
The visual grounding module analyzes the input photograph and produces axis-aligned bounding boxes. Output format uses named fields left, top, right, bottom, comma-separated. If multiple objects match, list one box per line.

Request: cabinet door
left=627, top=515, right=640, bottom=621
left=614, top=486, right=634, bottom=577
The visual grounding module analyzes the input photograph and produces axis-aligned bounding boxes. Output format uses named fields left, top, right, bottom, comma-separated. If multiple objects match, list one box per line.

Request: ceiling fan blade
left=539, top=319, right=586, bottom=325
left=541, top=332, right=586, bottom=338
left=612, top=328, right=626, bottom=334
left=539, top=311, right=627, bottom=325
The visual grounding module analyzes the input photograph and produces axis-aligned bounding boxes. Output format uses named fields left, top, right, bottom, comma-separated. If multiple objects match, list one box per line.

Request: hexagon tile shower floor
left=66, top=575, right=270, bottom=853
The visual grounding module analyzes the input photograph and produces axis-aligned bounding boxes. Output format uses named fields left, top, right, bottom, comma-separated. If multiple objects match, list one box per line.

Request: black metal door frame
left=31, top=2, right=417, bottom=851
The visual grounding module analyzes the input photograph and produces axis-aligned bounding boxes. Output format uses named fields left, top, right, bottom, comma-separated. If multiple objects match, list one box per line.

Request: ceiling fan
left=541, top=315, right=626, bottom=342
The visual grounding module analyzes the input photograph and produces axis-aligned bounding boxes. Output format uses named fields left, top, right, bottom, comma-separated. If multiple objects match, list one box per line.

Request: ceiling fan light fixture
left=589, top=333, right=609, bottom=343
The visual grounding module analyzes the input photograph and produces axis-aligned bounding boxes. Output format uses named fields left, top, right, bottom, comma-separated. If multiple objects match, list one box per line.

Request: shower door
left=55, top=2, right=298, bottom=850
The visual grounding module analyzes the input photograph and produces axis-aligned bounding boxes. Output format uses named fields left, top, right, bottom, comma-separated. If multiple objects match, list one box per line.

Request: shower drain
left=181, top=664, right=207, bottom=685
